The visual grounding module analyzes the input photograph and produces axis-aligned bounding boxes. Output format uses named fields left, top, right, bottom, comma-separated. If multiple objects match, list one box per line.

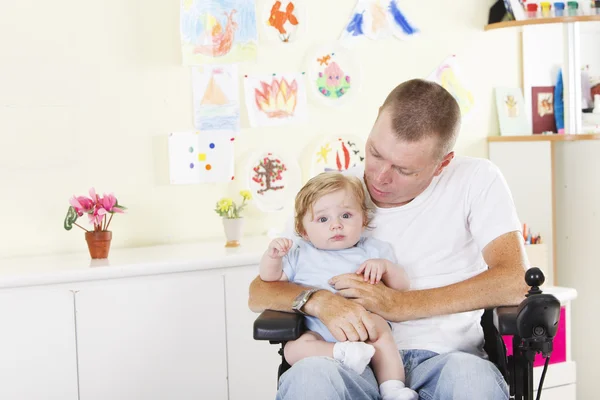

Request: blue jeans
left=276, top=350, right=508, bottom=400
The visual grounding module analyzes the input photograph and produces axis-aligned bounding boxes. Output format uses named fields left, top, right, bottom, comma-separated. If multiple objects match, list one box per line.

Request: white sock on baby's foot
left=332, top=342, right=375, bottom=374
left=379, top=380, right=419, bottom=400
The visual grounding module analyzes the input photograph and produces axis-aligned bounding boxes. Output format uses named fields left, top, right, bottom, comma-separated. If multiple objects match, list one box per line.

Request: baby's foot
left=332, top=341, right=375, bottom=374
left=379, top=380, right=418, bottom=400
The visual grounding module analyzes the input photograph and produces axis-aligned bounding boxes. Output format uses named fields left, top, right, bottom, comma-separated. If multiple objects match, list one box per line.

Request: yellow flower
left=240, top=190, right=252, bottom=201
left=217, top=198, right=233, bottom=213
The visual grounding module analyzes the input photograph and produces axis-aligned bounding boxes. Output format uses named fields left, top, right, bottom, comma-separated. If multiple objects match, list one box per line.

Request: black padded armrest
left=253, top=310, right=305, bottom=342
left=494, top=306, right=518, bottom=336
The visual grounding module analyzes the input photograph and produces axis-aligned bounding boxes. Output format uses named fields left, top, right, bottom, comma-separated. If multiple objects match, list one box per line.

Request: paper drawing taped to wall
left=340, top=0, right=418, bottom=45
left=168, top=131, right=234, bottom=184
left=192, top=64, right=240, bottom=133
left=180, top=0, right=258, bottom=65
left=243, top=73, right=308, bottom=127
left=428, top=55, right=475, bottom=119
left=262, top=0, right=305, bottom=43
left=307, top=45, right=361, bottom=107
left=247, top=151, right=300, bottom=212
left=310, top=136, right=365, bottom=177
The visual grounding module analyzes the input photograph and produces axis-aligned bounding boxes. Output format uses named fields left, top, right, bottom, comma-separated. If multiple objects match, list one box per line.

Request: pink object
left=502, top=307, right=566, bottom=367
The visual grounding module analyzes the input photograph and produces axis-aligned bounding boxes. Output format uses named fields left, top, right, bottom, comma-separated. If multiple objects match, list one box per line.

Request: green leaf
left=63, top=206, right=78, bottom=231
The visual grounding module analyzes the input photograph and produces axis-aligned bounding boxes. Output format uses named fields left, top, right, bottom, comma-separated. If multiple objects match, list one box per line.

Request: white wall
left=555, top=141, right=600, bottom=400
left=0, top=0, right=520, bottom=258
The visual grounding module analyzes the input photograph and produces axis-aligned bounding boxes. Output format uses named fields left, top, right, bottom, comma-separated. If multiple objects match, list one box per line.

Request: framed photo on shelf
left=495, top=87, right=530, bottom=136
left=532, top=86, right=557, bottom=134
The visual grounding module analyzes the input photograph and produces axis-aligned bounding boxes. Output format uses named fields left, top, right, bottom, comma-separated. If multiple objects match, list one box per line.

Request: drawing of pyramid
left=201, top=75, right=228, bottom=105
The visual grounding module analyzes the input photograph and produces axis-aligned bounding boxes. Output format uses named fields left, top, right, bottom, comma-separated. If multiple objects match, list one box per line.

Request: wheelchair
left=253, top=267, right=560, bottom=400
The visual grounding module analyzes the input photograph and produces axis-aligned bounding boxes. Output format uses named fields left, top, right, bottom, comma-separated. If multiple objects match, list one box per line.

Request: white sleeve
left=467, top=161, right=522, bottom=251
left=282, top=245, right=300, bottom=281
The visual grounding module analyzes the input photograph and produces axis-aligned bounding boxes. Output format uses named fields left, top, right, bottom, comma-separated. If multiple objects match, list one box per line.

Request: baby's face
left=301, top=189, right=364, bottom=250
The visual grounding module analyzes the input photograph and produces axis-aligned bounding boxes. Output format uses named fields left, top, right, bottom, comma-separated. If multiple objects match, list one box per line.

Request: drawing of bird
left=267, top=1, right=299, bottom=42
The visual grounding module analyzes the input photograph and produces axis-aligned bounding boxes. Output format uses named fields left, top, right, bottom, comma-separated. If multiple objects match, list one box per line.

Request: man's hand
left=304, top=290, right=381, bottom=342
left=356, top=258, right=390, bottom=284
left=266, top=238, right=293, bottom=259
left=328, top=273, right=402, bottom=321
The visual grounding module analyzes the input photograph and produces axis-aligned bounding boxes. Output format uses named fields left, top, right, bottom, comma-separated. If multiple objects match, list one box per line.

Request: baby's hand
left=267, top=238, right=293, bottom=259
left=356, top=258, right=389, bottom=284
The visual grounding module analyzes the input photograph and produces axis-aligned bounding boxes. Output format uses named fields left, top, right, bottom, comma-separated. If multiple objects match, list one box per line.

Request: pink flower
left=69, top=196, right=94, bottom=216
left=88, top=206, right=107, bottom=227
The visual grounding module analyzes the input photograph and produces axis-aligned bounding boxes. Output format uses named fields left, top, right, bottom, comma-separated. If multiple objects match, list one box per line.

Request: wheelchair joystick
left=525, top=267, right=544, bottom=296
left=516, top=268, right=560, bottom=359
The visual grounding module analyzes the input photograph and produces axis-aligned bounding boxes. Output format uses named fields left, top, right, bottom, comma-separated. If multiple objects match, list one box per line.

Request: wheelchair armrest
left=494, top=305, right=519, bottom=336
left=253, top=310, right=305, bottom=343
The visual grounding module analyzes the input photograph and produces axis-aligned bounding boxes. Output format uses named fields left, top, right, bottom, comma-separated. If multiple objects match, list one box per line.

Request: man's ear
left=433, top=151, right=454, bottom=176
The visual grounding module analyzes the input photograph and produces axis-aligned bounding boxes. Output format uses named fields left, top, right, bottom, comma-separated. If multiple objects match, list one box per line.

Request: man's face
left=364, top=109, right=454, bottom=208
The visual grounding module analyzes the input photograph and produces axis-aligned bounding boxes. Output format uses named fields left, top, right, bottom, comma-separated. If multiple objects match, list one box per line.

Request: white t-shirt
left=282, top=156, right=522, bottom=357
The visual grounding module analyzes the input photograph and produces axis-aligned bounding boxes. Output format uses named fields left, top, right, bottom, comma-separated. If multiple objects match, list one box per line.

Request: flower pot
left=85, top=231, right=112, bottom=259
left=222, top=217, right=244, bottom=248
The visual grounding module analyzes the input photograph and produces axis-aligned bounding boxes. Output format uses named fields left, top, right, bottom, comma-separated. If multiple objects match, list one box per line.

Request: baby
left=260, top=172, right=417, bottom=400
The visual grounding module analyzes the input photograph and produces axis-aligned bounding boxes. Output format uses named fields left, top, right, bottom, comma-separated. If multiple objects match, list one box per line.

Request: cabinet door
left=75, top=272, right=227, bottom=400
left=225, top=266, right=282, bottom=400
left=0, top=287, right=78, bottom=400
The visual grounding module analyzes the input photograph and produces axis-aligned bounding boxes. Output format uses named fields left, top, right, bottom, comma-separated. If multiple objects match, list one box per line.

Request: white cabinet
left=73, top=272, right=228, bottom=400
left=224, top=266, right=282, bottom=400
left=0, top=287, right=78, bottom=400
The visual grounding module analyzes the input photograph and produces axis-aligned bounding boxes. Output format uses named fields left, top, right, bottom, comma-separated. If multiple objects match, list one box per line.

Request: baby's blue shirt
left=282, top=236, right=397, bottom=342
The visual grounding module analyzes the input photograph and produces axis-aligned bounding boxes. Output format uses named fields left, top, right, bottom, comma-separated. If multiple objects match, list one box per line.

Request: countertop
left=0, top=235, right=272, bottom=289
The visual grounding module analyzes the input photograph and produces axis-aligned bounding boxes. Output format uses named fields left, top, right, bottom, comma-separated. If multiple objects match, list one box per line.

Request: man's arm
left=248, top=277, right=380, bottom=341
left=330, top=231, right=530, bottom=322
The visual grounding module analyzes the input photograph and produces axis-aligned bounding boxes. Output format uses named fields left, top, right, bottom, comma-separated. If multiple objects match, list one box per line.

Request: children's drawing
left=262, top=0, right=305, bottom=43
left=168, top=131, right=235, bottom=184
left=180, top=0, right=258, bottom=65
left=428, top=55, right=475, bottom=119
left=310, top=136, right=365, bottom=177
left=243, top=73, right=308, bottom=127
left=247, top=151, right=300, bottom=212
left=307, top=45, right=361, bottom=107
left=192, top=64, right=240, bottom=133
left=340, top=0, right=418, bottom=45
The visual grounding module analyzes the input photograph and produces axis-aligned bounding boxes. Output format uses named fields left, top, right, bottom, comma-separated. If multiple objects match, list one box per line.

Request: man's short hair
left=380, top=79, right=461, bottom=158
left=294, top=172, right=370, bottom=236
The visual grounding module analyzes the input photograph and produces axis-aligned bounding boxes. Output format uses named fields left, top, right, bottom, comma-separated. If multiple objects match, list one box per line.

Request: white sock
left=379, top=380, right=419, bottom=400
left=332, top=341, right=375, bottom=374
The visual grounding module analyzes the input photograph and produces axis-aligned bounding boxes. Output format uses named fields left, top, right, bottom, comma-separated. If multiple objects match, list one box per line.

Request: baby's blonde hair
left=294, top=172, right=371, bottom=236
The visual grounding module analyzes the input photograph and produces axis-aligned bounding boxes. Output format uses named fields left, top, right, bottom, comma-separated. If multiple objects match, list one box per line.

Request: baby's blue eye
left=342, top=213, right=351, bottom=219
left=318, top=217, right=328, bottom=223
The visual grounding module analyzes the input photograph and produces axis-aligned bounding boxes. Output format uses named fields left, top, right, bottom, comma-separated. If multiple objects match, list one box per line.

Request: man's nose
left=375, top=164, right=392, bottom=184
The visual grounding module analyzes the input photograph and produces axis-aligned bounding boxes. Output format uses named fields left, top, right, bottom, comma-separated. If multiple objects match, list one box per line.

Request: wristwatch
left=291, top=288, right=320, bottom=316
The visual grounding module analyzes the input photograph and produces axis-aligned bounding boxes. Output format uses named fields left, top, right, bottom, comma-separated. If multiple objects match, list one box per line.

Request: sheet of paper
left=310, top=135, right=365, bottom=177
left=340, top=0, right=418, bottom=46
left=428, top=55, right=475, bottom=120
left=180, top=0, right=258, bottom=65
left=168, top=131, right=234, bottom=184
left=192, top=64, right=240, bottom=133
left=243, top=73, right=308, bottom=127
left=261, top=0, right=305, bottom=43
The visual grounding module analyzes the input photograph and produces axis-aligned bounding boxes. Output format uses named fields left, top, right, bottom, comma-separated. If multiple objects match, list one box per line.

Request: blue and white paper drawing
left=340, top=0, right=418, bottom=45
left=192, top=64, right=240, bottom=133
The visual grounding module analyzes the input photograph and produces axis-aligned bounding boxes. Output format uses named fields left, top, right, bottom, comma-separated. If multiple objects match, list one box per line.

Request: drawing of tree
left=252, top=155, right=287, bottom=195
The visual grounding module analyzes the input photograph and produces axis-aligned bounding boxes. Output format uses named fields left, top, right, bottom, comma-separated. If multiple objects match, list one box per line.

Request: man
left=248, top=79, right=529, bottom=399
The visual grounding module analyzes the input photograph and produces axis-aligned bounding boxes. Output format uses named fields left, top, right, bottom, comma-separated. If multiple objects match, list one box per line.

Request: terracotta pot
left=222, top=218, right=244, bottom=248
left=85, top=231, right=112, bottom=259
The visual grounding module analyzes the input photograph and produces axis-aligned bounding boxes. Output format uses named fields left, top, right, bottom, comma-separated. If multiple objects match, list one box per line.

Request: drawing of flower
left=255, top=77, right=298, bottom=118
